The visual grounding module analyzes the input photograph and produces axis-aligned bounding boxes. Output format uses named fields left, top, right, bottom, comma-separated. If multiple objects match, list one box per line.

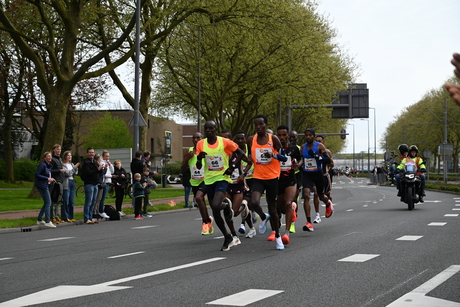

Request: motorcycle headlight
left=406, top=174, right=415, bottom=179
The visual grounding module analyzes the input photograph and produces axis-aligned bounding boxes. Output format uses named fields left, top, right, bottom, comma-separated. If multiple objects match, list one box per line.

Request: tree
left=84, top=112, right=133, bottom=149
left=153, top=0, right=354, bottom=153
left=0, top=0, right=137, bottom=159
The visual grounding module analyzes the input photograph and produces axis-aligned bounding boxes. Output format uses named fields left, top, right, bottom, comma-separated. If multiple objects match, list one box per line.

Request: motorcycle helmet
left=398, top=144, right=408, bottom=156
left=409, top=145, right=418, bottom=156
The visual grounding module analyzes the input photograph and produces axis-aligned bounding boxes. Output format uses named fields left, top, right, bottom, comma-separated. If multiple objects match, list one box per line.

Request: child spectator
left=133, top=173, right=147, bottom=220
left=112, top=160, right=128, bottom=216
left=141, top=167, right=157, bottom=218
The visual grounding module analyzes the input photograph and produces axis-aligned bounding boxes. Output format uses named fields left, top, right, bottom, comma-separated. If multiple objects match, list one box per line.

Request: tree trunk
left=139, top=55, right=153, bottom=152
left=3, top=114, right=15, bottom=183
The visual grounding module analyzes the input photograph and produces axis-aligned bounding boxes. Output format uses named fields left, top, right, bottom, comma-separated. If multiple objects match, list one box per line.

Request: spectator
left=93, top=154, right=109, bottom=219
left=96, top=150, right=113, bottom=219
left=35, top=152, right=57, bottom=228
left=62, top=151, right=79, bottom=222
left=445, top=53, right=460, bottom=105
left=112, top=160, right=128, bottom=216
left=132, top=173, right=147, bottom=220
left=141, top=166, right=156, bottom=218
left=81, top=147, right=105, bottom=224
left=50, top=144, right=65, bottom=224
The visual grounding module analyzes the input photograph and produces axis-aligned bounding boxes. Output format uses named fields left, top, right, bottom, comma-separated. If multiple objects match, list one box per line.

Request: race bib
left=190, top=165, right=204, bottom=180
left=303, top=157, right=318, bottom=171
left=205, top=154, right=225, bottom=171
left=255, top=148, right=273, bottom=165
left=230, top=168, right=240, bottom=183
left=280, top=156, right=293, bottom=171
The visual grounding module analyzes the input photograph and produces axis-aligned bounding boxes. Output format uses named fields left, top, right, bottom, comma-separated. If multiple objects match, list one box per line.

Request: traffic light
left=340, top=129, right=346, bottom=139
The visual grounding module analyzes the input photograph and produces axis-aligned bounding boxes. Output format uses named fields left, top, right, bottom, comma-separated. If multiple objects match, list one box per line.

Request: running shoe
left=223, top=198, right=234, bottom=222
left=37, top=220, right=45, bottom=225
left=201, top=222, right=209, bottom=235
left=291, top=202, right=297, bottom=222
left=267, top=231, right=276, bottom=241
left=221, top=234, right=234, bottom=251
left=238, top=224, right=246, bottom=234
left=240, top=200, right=249, bottom=220
left=233, top=236, right=241, bottom=245
left=281, top=234, right=290, bottom=245
left=275, top=236, right=285, bottom=250
left=100, top=212, right=110, bottom=219
left=134, top=215, right=144, bottom=220
left=246, top=228, right=256, bottom=238
left=258, top=213, right=270, bottom=234
left=289, top=223, right=296, bottom=233
left=325, top=201, right=334, bottom=218
left=207, top=216, right=214, bottom=235
left=85, top=220, right=94, bottom=224
left=419, top=196, right=424, bottom=203
left=313, top=213, right=321, bottom=224
left=251, top=211, right=260, bottom=224
left=119, top=211, right=126, bottom=217
left=142, top=214, right=152, bottom=218
left=303, top=222, right=314, bottom=232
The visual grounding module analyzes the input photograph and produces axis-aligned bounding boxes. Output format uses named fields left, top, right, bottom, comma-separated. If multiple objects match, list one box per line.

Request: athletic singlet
left=302, top=141, right=323, bottom=173
left=279, top=143, right=301, bottom=181
left=188, top=147, right=204, bottom=186
left=196, top=136, right=237, bottom=185
left=251, top=133, right=280, bottom=180
left=241, top=144, right=254, bottom=179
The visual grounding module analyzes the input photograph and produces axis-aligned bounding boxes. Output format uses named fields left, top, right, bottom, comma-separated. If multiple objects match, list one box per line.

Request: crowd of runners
left=184, top=115, right=335, bottom=251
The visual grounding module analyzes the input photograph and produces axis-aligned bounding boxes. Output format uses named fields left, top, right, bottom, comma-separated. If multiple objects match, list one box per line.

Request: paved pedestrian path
left=0, top=196, right=187, bottom=220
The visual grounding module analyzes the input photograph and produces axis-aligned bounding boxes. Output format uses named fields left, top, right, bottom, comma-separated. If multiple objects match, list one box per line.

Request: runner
left=181, top=132, right=213, bottom=235
left=244, top=115, right=287, bottom=250
left=312, top=134, right=334, bottom=224
left=220, top=130, right=247, bottom=245
left=196, top=121, right=248, bottom=251
left=289, top=130, right=302, bottom=233
left=275, top=125, right=301, bottom=245
left=300, top=128, right=334, bottom=233
left=234, top=131, right=256, bottom=239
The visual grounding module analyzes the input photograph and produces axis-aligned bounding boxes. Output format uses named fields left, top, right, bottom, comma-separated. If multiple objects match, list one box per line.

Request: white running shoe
left=238, top=224, right=246, bottom=234
left=313, top=213, right=321, bottom=224
left=37, top=220, right=45, bottom=225
left=119, top=211, right=126, bottom=217
left=258, top=213, right=270, bottom=234
left=240, top=200, right=249, bottom=219
left=246, top=228, right=257, bottom=238
left=233, top=236, right=241, bottom=245
left=100, top=212, right=110, bottom=219
left=44, top=222, right=56, bottom=228
left=275, top=236, right=285, bottom=250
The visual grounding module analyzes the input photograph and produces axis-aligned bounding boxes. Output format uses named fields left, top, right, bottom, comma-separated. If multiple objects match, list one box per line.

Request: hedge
left=0, top=159, right=39, bottom=181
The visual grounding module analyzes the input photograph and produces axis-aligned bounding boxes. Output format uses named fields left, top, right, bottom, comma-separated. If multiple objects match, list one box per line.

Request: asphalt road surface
left=1, top=176, right=459, bottom=307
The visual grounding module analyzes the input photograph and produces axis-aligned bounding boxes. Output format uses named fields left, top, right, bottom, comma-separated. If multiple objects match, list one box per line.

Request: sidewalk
left=0, top=196, right=187, bottom=220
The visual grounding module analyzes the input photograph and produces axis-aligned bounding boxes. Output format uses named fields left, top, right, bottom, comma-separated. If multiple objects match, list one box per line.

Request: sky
left=316, top=0, right=459, bottom=154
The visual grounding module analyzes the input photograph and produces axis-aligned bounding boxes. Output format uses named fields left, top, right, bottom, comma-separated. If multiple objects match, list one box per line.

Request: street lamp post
left=348, top=123, right=355, bottom=171
left=361, top=118, right=370, bottom=173
left=370, top=107, right=376, bottom=166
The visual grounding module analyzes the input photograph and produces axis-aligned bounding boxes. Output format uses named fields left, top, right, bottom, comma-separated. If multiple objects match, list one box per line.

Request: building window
left=150, top=138, right=154, bottom=154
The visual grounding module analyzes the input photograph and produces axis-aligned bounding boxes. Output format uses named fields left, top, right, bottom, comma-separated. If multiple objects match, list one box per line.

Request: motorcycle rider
left=396, top=145, right=426, bottom=202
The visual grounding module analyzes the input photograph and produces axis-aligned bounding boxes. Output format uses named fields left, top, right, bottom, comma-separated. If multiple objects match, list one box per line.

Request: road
left=1, top=177, right=459, bottom=307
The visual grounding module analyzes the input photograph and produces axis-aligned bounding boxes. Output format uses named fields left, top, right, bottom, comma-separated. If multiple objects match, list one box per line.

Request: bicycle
left=76, top=184, right=85, bottom=198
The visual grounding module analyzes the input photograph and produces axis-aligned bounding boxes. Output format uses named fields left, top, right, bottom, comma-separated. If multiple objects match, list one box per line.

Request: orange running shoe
left=267, top=231, right=276, bottom=241
left=325, top=201, right=334, bottom=218
left=291, top=202, right=297, bottom=222
left=302, top=222, right=314, bottom=232
left=281, top=234, right=290, bottom=245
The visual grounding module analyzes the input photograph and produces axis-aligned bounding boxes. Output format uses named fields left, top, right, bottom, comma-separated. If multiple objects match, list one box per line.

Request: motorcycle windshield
left=405, top=163, right=416, bottom=172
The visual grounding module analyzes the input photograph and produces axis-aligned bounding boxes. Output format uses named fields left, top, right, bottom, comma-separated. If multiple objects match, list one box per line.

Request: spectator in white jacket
left=95, top=150, right=114, bottom=219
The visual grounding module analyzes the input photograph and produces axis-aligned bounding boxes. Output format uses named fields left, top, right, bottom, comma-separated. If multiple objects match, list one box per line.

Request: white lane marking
left=428, top=222, right=447, bottom=226
left=108, top=251, right=145, bottom=259
left=452, top=208, right=460, bottom=211
left=214, top=236, right=224, bottom=240
left=396, top=236, right=423, bottom=241
left=131, top=225, right=157, bottom=229
left=38, top=237, right=75, bottom=242
left=386, top=265, right=460, bottom=306
left=363, top=205, right=368, bottom=208
left=422, top=200, right=442, bottom=203
left=206, top=289, right=284, bottom=306
left=0, top=258, right=12, bottom=261
left=338, top=254, right=379, bottom=262
left=346, top=209, right=354, bottom=212
left=0, top=257, right=225, bottom=307
left=444, top=214, right=459, bottom=217
left=455, top=204, right=460, bottom=206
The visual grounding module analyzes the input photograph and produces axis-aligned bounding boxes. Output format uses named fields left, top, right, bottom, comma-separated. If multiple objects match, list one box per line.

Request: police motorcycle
left=398, top=160, right=424, bottom=210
